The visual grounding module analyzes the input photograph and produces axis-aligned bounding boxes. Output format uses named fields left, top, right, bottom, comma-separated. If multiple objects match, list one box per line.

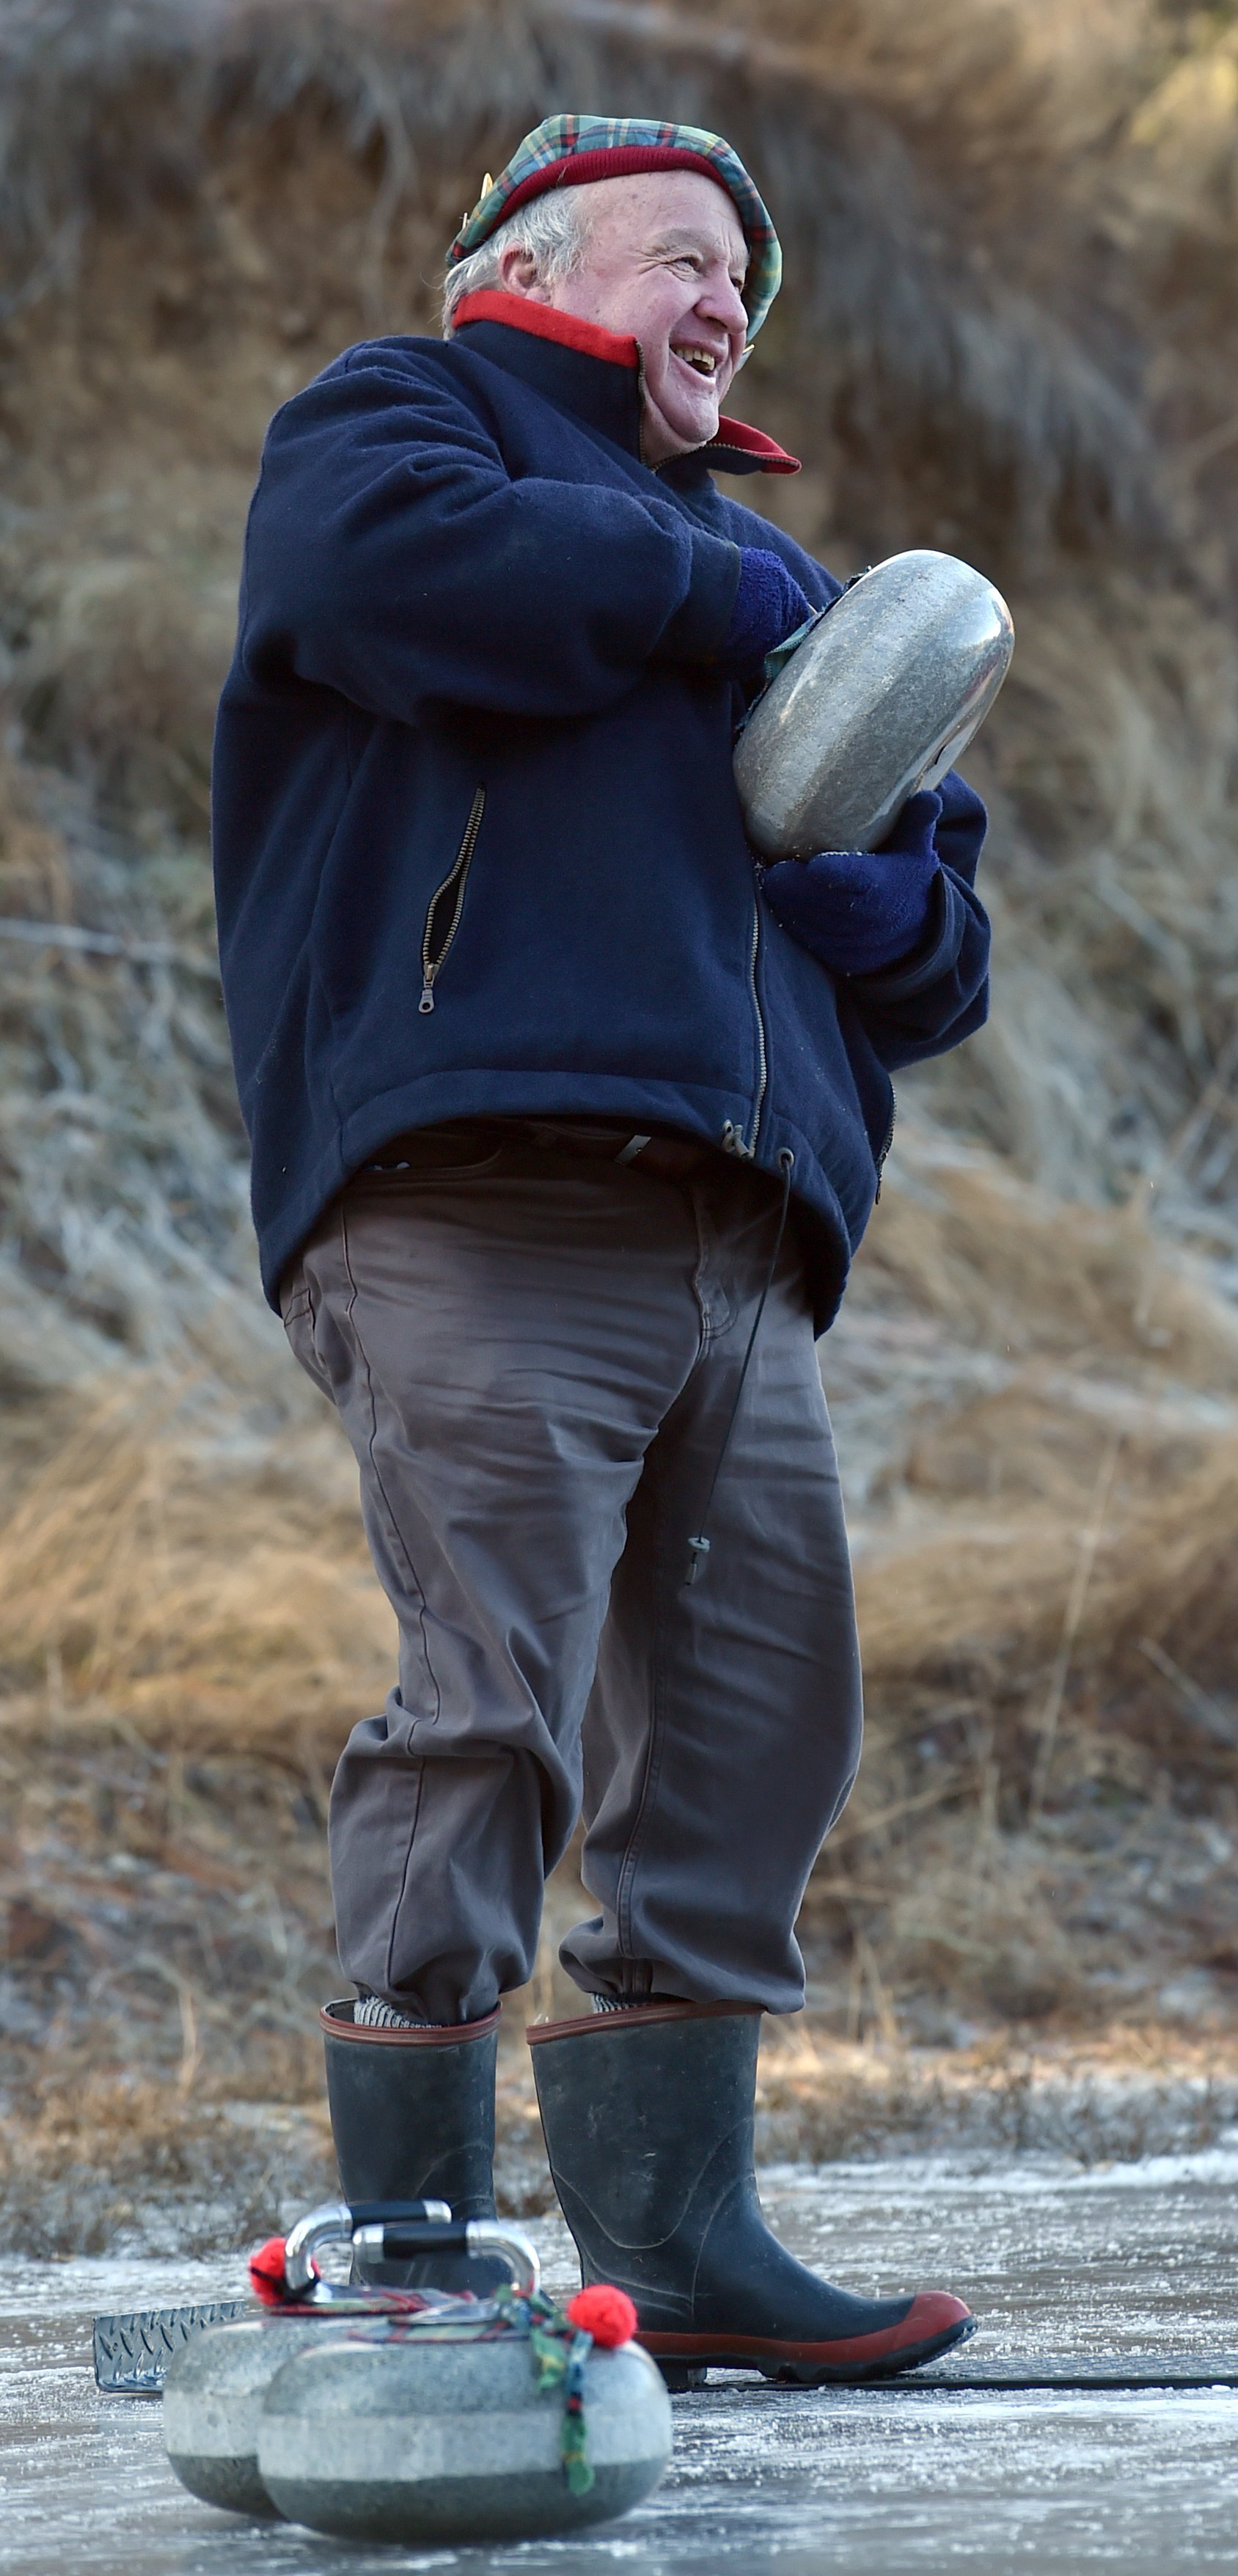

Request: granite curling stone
left=163, top=2195, right=531, bottom=2520
left=734, top=546, right=1014, bottom=860
left=257, top=2324, right=673, bottom=2543
left=163, top=2198, right=670, bottom=2540
left=163, top=2313, right=340, bottom=2516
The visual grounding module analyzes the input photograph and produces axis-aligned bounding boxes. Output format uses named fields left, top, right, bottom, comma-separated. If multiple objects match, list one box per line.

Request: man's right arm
left=237, top=348, right=746, bottom=725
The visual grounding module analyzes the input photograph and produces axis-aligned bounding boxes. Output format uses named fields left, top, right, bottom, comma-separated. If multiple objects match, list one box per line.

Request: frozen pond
left=6, top=2149, right=1238, bottom=2570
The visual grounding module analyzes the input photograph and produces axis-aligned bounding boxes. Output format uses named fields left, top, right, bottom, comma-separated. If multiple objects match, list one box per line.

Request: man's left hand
left=759, top=788, right=942, bottom=977
left=716, top=548, right=816, bottom=681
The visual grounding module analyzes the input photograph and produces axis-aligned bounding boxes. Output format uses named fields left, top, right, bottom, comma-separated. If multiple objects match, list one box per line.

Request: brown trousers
left=280, top=1128, right=862, bottom=2023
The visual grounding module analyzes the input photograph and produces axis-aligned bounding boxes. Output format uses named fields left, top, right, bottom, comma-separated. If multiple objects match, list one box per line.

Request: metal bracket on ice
left=94, top=2300, right=250, bottom=2394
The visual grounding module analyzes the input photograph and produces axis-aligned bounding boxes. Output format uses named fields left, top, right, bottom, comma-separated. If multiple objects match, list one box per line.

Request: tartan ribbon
left=516, top=2288, right=598, bottom=2492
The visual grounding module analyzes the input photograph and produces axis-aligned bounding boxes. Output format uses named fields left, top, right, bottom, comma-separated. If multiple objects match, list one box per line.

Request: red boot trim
left=320, top=1999, right=502, bottom=2047
left=527, top=1999, right=761, bottom=2044
left=640, top=2292, right=974, bottom=2374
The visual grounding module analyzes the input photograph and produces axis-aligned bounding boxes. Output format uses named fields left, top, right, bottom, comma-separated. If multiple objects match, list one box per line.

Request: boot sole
left=642, top=2314, right=978, bottom=2385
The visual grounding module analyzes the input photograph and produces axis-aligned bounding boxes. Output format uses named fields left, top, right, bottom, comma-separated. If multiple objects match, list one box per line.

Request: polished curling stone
left=257, top=2330, right=673, bottom=2544
left=163, top=2200, right=668, bottom=2539
left=163, top=2196, right=529, bottom=2520
left=734, top=548, right=1014, bottom=860
left=163, top=2313, right=340, bottom=2516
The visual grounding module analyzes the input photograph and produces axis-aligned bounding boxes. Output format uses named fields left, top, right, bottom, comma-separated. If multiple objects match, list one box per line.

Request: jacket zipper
left=419, top=786, right=486, bottom=1014
left=721, top=898, right=768, bottom=1162
left=874, top=1098, right=896, bottom=1202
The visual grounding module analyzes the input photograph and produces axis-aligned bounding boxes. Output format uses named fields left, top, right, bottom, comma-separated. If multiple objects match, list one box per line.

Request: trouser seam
left=385, top=1756, right=428, bottom=1998
left=613, top=1448, right=671, bottom=1987
left=612, top=1176, right=733, bottom=1982
left=339, top=1194, right=442, bottom=1727
left=337, top=1196, right=442, bottom=1997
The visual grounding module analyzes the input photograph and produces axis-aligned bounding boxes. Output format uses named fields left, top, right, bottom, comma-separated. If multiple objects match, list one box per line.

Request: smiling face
left=496, top=170, right=750, bottom=464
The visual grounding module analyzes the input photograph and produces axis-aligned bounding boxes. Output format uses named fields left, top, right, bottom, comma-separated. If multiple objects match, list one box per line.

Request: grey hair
left=442, top=190, right=594, bottom=333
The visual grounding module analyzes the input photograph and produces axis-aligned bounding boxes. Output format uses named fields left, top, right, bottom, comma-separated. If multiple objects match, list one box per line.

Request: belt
left=516, top=1121, right=722, bottom=1182
left=366, top=1119, right=724, bottom=1185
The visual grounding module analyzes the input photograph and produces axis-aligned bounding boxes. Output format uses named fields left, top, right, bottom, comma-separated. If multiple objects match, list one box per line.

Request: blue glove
left=760, top=788, right=942, bottom=977
left=717, top=548, right=815, bottom=680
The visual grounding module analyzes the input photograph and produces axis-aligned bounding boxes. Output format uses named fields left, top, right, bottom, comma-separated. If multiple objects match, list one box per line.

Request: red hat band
left=488, top=147, right=741, bottom=233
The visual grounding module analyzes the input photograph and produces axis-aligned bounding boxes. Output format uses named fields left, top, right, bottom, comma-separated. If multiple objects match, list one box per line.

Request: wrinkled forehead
left=570, top=169, right=749, bottom=271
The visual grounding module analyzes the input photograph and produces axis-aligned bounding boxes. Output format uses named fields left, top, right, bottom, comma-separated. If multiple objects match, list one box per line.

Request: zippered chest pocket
left=420, top=785, right=486, bottom=1014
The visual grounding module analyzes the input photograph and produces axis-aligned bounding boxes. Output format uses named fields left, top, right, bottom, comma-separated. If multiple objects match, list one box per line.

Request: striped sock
left=353, top=1995, right=436, bottom=2030
left=591, top=1992, right=684, bottom=2013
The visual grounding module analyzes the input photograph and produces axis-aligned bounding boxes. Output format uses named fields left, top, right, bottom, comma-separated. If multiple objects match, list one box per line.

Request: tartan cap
left=449, top=115, right=782, bottom=343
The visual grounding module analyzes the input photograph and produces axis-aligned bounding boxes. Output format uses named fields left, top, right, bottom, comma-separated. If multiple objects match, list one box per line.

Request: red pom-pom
left=565, top=2284, right=638, bottom=2348
left=249, top=2236, right=290, bottom=2306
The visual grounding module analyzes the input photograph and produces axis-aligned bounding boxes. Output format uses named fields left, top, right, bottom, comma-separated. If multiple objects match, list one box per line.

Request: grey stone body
left=163, top=2316, right=344, bottom=2516
left=735, top=548, right=1014, bottom=858
left=257, top=2332, right=673, bottom=2542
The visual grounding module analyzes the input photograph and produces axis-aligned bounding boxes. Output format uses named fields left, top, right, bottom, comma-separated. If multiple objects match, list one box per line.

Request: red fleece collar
left=451, top=290, right=638, bottom=367
left=706, top=417, right=800, bottom=476
left=450, top=290, right=801, bottom=475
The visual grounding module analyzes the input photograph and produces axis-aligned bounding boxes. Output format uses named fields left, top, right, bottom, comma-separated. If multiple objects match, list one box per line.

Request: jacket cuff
left=847, top=871, right=964, bottom=1002
left=658, top=537, right=743, bottom=662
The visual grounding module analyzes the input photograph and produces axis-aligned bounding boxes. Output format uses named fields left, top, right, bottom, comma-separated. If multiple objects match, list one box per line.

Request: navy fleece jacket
left=213, top=291, right=990, bottom=1328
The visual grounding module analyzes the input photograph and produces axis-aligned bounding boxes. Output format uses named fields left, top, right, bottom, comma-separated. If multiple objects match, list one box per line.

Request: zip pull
left=419, top=981, right=436, bottom=1015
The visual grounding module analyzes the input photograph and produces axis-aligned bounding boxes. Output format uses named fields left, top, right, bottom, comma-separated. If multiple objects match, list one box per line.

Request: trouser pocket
left=279, top=1266, right=332, bottom=1399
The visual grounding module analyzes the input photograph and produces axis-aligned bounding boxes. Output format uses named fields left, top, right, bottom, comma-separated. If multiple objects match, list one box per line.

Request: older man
left=214, top=115, right=988, bottom=2380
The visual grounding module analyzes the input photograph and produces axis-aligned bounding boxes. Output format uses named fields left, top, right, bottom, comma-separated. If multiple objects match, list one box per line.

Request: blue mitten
left=760, top=788, right=943, bottom=976
left=717, top=548, right=816, bottom=680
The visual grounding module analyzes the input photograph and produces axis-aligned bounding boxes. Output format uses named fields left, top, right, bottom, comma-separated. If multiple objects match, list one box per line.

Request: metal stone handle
left=351, top=2216, right=541, bottom=2298
left=283, top=2198, right=450, bottom=2294
left=282, top=2200, right=541, bottom=2299
left=346, top=2198, right=455, bottom=2228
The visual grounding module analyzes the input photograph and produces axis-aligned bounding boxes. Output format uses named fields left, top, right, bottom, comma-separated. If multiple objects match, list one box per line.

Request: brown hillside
left=4, top=0, right=1238, bottom=2231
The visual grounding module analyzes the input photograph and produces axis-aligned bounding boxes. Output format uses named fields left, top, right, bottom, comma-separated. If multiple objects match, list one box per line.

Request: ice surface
left=5, top=2156, right=1238, bottom=2571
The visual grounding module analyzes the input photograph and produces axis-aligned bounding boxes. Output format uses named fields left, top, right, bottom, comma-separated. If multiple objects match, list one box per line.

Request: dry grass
left=4, top=0, right=1238, bottom=2239
left=0, top=1383, right=392, bottom=1733
left=754, top=2020, right=1238, bottom=2166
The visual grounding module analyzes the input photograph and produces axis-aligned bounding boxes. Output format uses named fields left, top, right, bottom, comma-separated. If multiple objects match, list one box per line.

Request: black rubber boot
left=321, top=1999, right=506, bottom=2294
left=530, top=2002, right=975, bottom=2384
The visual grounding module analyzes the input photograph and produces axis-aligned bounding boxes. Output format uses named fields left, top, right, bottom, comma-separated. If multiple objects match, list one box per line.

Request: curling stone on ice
left=258, top=2289, right=671, bottom=2544
left=734, top=547, right=1014, bottom=859
left=164, top=2196, right=672, bottom=2542
left=163, top=2195, right=459, bottom=2514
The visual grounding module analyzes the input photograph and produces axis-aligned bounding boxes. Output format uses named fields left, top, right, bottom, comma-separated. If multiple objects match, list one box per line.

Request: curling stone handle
left=283, top=2197, right=452, bottom=2293
left=466, top=2219, right=541, bottom=2298
left=282, top=2200, right=540, bottom=2299
left=351, top=2216, right=541, bottom=2298
left=353, top=2220, right=469, bottom=2256
left=345, top=2199, right=453, bottom=2228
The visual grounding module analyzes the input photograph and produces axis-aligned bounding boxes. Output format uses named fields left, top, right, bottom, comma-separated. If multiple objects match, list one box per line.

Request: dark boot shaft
left=532, top=2004, right=764, bottom=2315
left=323, top=2001, right=501, bottom=2293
